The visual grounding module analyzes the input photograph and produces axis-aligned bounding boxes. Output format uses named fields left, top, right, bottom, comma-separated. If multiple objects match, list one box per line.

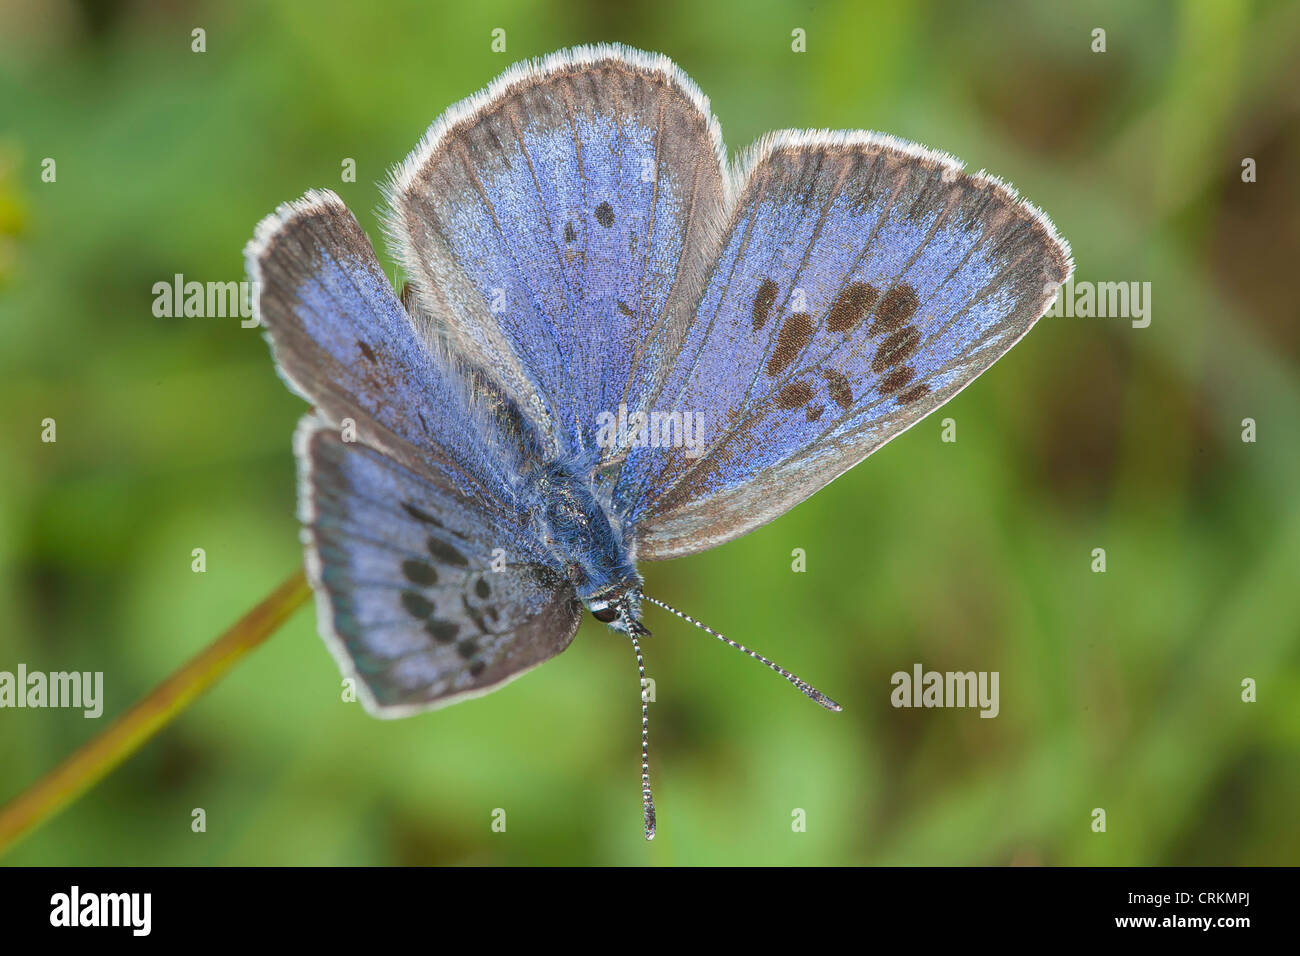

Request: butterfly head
left=585, top=586, right=649, bottom=636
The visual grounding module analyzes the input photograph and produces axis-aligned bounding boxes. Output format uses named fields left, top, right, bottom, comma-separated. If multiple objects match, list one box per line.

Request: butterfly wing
left=297, top=418, right=580, bottom=715
left=383, top=46, right=1070, bottom=561
left=384, top=44, right=729, bottom=462
left=247, top=188, right=549, bottom=507
left=248, top=192, right=580, bottom=715
left=618, top=132, right=1073, bottom=558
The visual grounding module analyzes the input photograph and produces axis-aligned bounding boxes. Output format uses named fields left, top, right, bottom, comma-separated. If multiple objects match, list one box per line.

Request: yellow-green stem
left=0, top=568, right=311, bottom=856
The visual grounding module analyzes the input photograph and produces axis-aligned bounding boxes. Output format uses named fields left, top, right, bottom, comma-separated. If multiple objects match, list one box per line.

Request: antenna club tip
left=805, top=689, right=843, bottom=712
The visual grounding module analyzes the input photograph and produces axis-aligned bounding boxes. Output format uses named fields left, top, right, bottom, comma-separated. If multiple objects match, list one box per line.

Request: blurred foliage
left=1, top=0, right=1298, bottom=865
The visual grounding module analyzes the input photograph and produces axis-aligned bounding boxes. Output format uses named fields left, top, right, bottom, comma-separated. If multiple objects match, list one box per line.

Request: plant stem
left=0, top=567, right=311, bottom=856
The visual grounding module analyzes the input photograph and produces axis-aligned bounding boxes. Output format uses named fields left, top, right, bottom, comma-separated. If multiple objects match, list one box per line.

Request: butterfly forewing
left=248, top=190, right=525, bottom=508
left=621, top=133, right=1073, bottom=558
left=385, top=46, right=730, bottom=463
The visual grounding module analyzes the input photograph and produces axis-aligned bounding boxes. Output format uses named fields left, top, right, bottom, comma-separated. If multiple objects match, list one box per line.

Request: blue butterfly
left=246, top=44, right=1072, bottom=840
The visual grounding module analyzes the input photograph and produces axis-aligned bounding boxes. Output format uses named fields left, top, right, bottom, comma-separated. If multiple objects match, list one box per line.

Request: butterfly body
left=422, top=360, right=647, bottom=626
left=247, top=44, right=1071, bottom=836
left=519, top=449, right=645, bottom=628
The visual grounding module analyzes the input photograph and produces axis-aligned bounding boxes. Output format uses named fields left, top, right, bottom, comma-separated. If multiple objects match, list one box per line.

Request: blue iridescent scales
left=619, top=135, right=1070, bottom=555
left=246, top=44, right=1072, bottom=838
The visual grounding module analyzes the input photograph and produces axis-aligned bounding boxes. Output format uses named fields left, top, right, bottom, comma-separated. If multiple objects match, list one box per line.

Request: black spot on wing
left=401, top=559, right=438, bottom=586
left=752, top=279, right=778, bottom=330
left=595, top=202, right=615, bottom=228
left=879, top=366, right=916, bottom=394
left=872, top=325, right=922, bottom=372
left=563, top=221, right=577, bottom=242
left=402, top=502, right=444, bottom=528
left=401, top=591, right=434, bottom=619
left=357, top=340, right=377, bottom=363
left=776, top=381, right=814, bottom=410
left=873, top=284, right=919, bottom=334
left=767, top=313, right=813, bottom=376
left=425, top=619, right=459, bottom=644
left=898, top=383, right=931, bottom=404
left=427, top=537, right=469, bottom=566
left=826, top=282, right=879, bottom=333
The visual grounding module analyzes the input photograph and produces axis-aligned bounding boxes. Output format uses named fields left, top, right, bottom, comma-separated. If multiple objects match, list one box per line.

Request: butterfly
left=246, top=44, right=1072, bottom=841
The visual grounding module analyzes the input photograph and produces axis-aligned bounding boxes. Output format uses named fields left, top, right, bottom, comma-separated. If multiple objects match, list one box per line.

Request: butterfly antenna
left=628, top=629, right=657, bottom=841
left=643, top=595, right=842, bottom=713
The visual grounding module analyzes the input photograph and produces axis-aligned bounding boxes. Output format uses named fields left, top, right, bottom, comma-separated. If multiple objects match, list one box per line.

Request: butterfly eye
left=591, top=605, right=619, bottom=623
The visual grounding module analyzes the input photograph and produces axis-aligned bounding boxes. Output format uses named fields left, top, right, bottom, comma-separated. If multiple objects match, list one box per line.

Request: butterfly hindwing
left=299, top=419, right=582, bottom=715
left=618, top=132, right=1073, bottom=558
left=385, top=45, right=730, bottom=462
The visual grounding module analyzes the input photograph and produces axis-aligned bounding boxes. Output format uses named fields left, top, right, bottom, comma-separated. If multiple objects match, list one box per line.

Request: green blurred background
left=2, top=0, right=1298, bottom=865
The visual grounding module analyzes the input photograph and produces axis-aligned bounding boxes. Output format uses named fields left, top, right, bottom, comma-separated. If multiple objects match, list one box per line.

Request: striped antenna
left=643, top=594, right=843, bottom=713
left=628, top=630, right=656, bottom=840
